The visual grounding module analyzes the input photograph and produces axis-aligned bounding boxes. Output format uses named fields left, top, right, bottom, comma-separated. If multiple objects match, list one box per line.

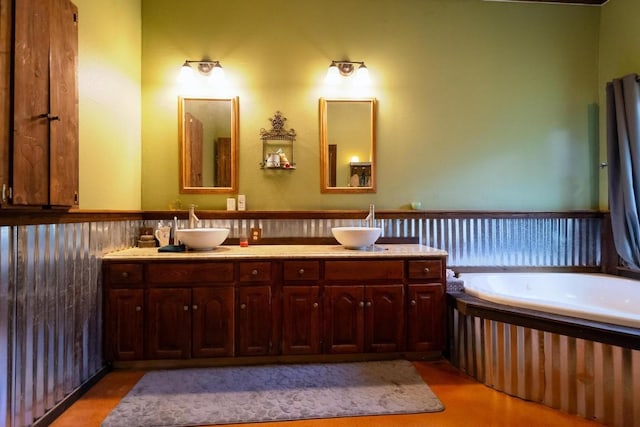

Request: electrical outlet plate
left=250, top=227, right=262, bottom=242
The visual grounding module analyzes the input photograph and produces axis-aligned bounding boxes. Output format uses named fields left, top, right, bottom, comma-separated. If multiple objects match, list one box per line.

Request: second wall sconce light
left=178, top=59, right=225, bottom=87
left=325, top=60, right=370, bottom=84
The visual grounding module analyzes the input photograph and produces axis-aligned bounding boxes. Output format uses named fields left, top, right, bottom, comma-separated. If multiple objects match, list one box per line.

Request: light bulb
left=325, top=63, right=340, bottom=85
left=178, top=62, right=195, bottom=86
left=355, top=64, right=370, bottom=85
left=212, top=63, right=224, bottom=79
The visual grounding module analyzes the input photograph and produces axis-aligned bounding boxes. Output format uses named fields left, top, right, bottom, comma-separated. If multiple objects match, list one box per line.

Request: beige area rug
left=101, top=360, right=444, bottom=427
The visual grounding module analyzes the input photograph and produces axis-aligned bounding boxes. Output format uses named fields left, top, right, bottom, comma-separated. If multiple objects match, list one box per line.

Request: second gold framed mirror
left=320, top=98, right=376, bottom=193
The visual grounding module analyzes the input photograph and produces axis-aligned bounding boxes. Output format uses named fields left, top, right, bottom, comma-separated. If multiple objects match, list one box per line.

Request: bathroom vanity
left=102, top=244, right=447, bottom=364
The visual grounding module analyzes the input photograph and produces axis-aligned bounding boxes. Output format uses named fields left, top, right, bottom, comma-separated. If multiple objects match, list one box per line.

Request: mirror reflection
left=320, top=98, right=376, bottom=193
left=179, top=96, right=238, bottom=193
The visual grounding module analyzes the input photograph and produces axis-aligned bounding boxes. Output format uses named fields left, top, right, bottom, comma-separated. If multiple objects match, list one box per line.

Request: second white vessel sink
left=332, top=227, right=381, bottom=249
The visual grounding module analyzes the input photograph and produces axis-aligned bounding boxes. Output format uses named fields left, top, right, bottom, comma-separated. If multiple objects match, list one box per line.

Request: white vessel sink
left=332, top=227, right=381, bottom=249
left=176, top=228, right=229, bottom=250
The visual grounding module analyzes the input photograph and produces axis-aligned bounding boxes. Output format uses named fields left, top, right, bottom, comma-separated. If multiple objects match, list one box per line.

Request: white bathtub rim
left=461, top=272, right=640, bottom=329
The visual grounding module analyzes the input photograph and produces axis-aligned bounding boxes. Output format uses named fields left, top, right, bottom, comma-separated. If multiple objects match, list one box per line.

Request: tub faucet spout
left=189, top=204, right=200, bottom=228
left=364, top=203, right=375, bottom=227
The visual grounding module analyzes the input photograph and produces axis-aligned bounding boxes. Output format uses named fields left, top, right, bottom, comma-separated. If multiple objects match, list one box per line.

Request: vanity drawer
left=239, top=262, right=272, bottom=282
left=106, top=263, right=143, bottom=285
left=407, top=259, right=443, bottom=281
left=146, top=262, right=234, bottom=284
left=325, top=260, right=403, bottom=281
left=284, top=261, right=320, bottom=282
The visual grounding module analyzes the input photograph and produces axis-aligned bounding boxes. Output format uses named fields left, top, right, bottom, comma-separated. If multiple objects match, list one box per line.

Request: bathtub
left=449, top=272, right=640, bottom=427
left=460, top=272, right=640, bottom=329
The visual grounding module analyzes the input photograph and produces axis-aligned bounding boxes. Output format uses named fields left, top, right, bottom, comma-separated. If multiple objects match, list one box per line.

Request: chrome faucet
left=364, top=203, right=375, bottom=227
left=188, top=204, right=200, bottom=228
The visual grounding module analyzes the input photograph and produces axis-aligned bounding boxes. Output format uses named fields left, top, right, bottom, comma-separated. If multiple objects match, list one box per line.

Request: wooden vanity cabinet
left=103, top=253, right=446, bottom=363
left=104, top=261, right=236, bottom=361
left=324, top=261, right=405, bottom=354
left=406, top=260, right=445, bottom=351
left=236, top=262, right=274, bottom=356
left=104, top=263, right=145, bottom=361
left=105, top=288, right=144, bottom=361
left=281, top=261, right=322, bottom=355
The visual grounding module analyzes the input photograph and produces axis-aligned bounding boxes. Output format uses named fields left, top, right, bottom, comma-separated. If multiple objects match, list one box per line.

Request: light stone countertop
left=103, top=244, right=447, bottom=260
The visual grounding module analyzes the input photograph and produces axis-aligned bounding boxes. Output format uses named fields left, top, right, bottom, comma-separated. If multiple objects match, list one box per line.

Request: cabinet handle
left=312, top=302, right=318, bottom=308
left=135, top=306, right=142, bottom=312
left=423, top=267, right=430, bottom=274
left=121, top=271, right=129, bottom=278
left=46, top=113, right=60, bottom=121
left=359, top=301, right=365, bottom=308
left=410, top=300, right=417, bottom=306
left=251, top=269, right=258, bottom=276
left=183, top=305, right=189, bottom=311
left=240, top=303, right=247, bottom=309
left=365, top=301, right=372, bottom=307
left=298, top=268, right=305, bottom=276
left=192, top=304, right=198, bottom=310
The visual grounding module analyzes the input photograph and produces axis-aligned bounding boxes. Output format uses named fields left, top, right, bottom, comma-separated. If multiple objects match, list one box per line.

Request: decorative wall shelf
left=260, top=111, right=296, bottom=170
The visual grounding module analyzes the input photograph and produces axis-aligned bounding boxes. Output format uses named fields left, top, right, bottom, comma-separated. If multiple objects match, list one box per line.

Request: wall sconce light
left=325, top=60, right=369, bottom=84
left=178, top=59, right=225, bottom=87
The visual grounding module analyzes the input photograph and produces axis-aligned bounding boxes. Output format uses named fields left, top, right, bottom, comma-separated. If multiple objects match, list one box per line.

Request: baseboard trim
left=32, top=365, right=111, bottom=427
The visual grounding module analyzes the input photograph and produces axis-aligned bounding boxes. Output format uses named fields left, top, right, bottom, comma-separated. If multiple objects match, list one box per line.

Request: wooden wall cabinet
left=2, top=0, right=79, bottom=207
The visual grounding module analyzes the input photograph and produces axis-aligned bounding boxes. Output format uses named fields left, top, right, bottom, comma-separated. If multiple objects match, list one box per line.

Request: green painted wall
left=598, top=0, right=640, bottom=211
left=140, top=0, right=600, bottom=211
left=75, top=0, right=141, bottom=209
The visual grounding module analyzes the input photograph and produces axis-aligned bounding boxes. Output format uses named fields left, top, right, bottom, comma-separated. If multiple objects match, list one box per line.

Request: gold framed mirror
left=320, top=98, right=376, bottom=193
left=179, top=96, right=239, bottom=193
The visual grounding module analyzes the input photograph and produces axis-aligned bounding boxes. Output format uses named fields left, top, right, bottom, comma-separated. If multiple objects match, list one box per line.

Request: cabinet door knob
left=251, top=269, right=258, bottom=276
left=423, top=267, right=430, bottom=273
left=240, top=303, right=247, bottom=309
left=192, top=304, right=198, bottom=310
left=135, top=306, right=142, bottom=312
left=366, top=301, right=372, bottom=307
left=359, top=301, right=365, bottom=307
left=298, top=269, right=305, bottom=276
left=312, top=302, right=318, bottom=308
left=410, top=300, right=417, bottom=306
left=183, top=305, right=189, bottom=311
left=121, top=271, right=129, bottom=278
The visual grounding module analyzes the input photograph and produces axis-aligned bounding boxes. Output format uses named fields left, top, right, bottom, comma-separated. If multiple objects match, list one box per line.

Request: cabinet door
left=192, top=286, right=234, bottom=358
left=12, top=0, right=78, bottom=206
left=237, top=285, right=271, bottom=356
left=106, top=289, right=144, bottom=361
left=324, top=285, right=364, bottom=354
left=365, top=284, right=405, bottom=353
left=48, top=0, right=78, bottom=206
left=282, top=286, right=321, bottom=355
left=407, top=284, right=444, bottom=351
left=12, top=0, right=51, bottom=205
left=147, top=288, right=191, bottom=359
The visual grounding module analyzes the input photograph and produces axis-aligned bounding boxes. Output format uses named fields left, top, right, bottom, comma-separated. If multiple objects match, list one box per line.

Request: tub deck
left=448, top=292, right=640, bottom=351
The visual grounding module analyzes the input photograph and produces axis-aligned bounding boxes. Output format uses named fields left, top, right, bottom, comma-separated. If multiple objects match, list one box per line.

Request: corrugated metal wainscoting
left=0, top=221, right=139, bottom=427
left=449, top=307, right=640, bottom=427
left=0, top=212, right=602, bottom=426
left=159, top=213, right=602, bottom=268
